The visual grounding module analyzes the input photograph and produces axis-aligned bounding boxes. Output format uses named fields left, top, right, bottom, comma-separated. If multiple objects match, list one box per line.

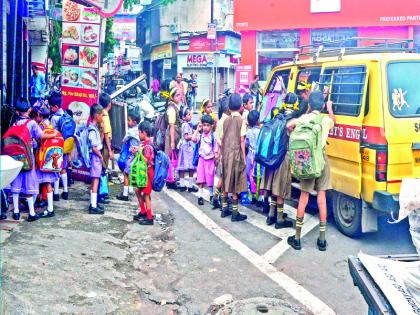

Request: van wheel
left=333, top=193, right=362, bottom=238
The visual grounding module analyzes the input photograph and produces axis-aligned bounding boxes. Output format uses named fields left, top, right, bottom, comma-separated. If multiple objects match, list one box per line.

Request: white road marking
left=165, top=188, right=335, bottom=315
left=192, top=188, right=320, bottom=263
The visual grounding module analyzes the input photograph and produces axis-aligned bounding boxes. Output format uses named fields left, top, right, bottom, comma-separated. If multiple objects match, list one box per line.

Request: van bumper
left=372, top=191, right=399, bottom=216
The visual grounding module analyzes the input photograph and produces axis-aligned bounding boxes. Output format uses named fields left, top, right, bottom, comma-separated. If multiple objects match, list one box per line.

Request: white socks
left=91, top=192, right=97, bottom=208
left=123, top=186, right=129, bottom=197
left=47, top=192, right=54, bottom=212
left=187, top=176, right=194, bottom=188
left=198, top=188, right=203, bottom=198
left=13, top=194, right=19, bottom=214
left=61, top=173, right=68, bottom=193
left=54, top=180, right=60, bottom=195
left=180, top=178, right=186, bottom=187
left=128, top=186, right=134, bottom=194
left=26, top=197, right=35, bottom=216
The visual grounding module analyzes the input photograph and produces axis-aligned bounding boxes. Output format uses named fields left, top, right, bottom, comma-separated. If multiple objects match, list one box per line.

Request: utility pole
left=210, top=0, right=216, bottom=102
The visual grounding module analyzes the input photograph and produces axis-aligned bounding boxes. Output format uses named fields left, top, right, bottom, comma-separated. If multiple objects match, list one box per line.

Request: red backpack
left=37, top=128, right=64, bottom=172
left=2, top=120, right=34, bottom=171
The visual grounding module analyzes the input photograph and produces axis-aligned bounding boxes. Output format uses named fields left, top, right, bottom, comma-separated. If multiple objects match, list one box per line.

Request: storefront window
left=257, top=30, right=300, bottom=49
left=311, top=28, right=357, bottom=47
left=257, top=50, right=296, bottom=82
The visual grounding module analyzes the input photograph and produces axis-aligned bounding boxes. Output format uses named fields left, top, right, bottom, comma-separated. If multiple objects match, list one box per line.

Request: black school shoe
left=188, top=186, right=198, bottom=193
left=317, top=238, right=328, bottom=251
left=178, top=186, right=187, bottom=192
left=53, top=194, right=60, bottom=202
left=231, top=212, right=247, bottom=222
left=27, top=214, right=41, bottom=222
left=198, top=197, right=204, bottom=205
left=166, top=182, right=178, bottom=190
left=133, top=212, right=147, bottom=221
left=212, top=197, right=221, bottom=209
left=98, top=197, right=110, bottom=204
left=12, top=212, right=20, bottom=220
left=116, top=194, right=129, bottom=202
left=275, top=219, right=294, bottom=229
left=287, top=236, right=302, bottom=250
left=0, top=213, right=7, bottom=220
left=262, top=202, right=270, bottom=214
left=266, top=216, right=276, bottom=226
left=39, top=210, right=55, bottom=218
left=220, top=208, right=232, bottom=218
left=138, top=217, right=154, bottom=225
left=88, top=205, right=104, bottom=215
left=61, top=192, right=69, bottom=200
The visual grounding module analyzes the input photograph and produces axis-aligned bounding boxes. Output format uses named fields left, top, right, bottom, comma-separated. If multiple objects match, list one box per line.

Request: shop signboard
left=207, top=23, right=217, bottom=40
left=151, top=43, right=172, bottom=61
left=187, top=54, right=209, bottom=67
left=235, top=64, right=253, bottom=94
left=163, top=59, right=172, bottom=70
left=177, top=35, right=225, bottom=53
left=310, top=0, right=340, bottom=13
left=69, top=0, right=124, bottom=18
left=62, top=0, right=102, bottom=181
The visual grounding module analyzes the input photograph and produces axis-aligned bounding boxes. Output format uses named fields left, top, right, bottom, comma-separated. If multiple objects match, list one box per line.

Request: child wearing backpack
left=245, top=110, right=260, bottom=204
left=49, top=91, right=70, bottom=201
left=260, top=93, right=302, bottom=229
left=87, top=104, right=105, bottom=215
left=192, top=114, right=217, bottom=205
left=286, top=91, right=336, bottom=251
left=4, top=98, right=55, bottom=222
left=32, top=103, right=60, bottom=218
left=132, top=121, right=155, bottom=225
left=177, top=107, right=198, bottom=193
left=116, top=113, right=141, bottom=201
left=220, top=93, right=248, bottom=222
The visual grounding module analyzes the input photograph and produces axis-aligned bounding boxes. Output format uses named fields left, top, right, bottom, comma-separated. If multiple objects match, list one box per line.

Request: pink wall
left=240, top=31, right=257, bottom=75
left=357, top=26, right=411, bottom=46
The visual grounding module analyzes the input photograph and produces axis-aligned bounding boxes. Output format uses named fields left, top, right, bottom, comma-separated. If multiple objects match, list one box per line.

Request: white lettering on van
left=346, top=127, right=360, bottom=140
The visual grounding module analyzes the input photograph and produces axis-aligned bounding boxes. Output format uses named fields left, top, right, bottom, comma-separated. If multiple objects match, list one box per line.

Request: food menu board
left=61, top=0, right=101, bottom=130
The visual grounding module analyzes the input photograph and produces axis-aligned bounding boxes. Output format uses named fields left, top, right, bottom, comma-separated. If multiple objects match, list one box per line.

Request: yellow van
left=262, top=42, right=420, bottom=237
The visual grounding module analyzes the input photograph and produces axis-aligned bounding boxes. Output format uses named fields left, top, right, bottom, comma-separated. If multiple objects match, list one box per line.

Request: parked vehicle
left=263, top=38, right=420, bottom=237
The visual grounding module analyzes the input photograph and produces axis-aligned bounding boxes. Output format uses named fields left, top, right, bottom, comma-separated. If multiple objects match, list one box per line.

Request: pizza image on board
left=63, top=0, right=81, bottom=22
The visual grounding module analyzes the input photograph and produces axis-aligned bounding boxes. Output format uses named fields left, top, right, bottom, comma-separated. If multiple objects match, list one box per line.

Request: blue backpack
left=57, top=112, right=76, bottom=140
left=152, top=149, right=170, bottom=192
left=118, top=141, right=131, bottom=171
left=192, top=134, right=215, bottom=167
left=255, top=113, right=288, bottom=169
left=73, top=126, right=92, bottom=168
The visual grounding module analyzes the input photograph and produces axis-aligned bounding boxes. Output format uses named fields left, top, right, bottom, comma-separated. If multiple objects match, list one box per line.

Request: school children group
left=152, top=84, right=336, bottom=251
left=2, top=81, right=336, bottom=251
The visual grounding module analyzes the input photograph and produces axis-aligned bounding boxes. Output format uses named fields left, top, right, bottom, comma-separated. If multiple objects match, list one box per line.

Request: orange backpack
left=37, top=128, right=64, bottom=172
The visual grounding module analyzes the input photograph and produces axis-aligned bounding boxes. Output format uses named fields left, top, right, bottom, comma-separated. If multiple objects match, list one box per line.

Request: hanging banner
left=62, top=0, right=101, bottom=131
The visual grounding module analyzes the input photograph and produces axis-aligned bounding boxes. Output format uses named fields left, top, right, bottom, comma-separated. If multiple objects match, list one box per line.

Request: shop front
left=151, top=41, right=176, bottom=83
left=176, top=31, right=241, bottom=102
left=234, top=0, right=420, bottom=85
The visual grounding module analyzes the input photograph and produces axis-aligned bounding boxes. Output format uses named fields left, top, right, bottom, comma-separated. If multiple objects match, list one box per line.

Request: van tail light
left=375, top=150, right=387, bottom=182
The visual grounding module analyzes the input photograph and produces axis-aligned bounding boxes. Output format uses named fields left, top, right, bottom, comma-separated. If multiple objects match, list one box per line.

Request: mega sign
left=187, top=54, right=208, bottom=67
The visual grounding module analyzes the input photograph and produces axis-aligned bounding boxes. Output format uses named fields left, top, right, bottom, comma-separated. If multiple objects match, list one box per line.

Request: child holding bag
left=132, top=121, right=155, bottom=225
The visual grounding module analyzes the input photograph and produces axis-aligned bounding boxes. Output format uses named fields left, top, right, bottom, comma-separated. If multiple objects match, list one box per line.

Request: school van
left=262, top=46, right=420, bottom=237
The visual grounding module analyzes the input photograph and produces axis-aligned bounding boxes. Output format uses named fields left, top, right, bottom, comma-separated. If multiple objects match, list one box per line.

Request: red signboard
left=234, top=0, right=420, bottom=31
left=177, top=35, right=226, bottom=53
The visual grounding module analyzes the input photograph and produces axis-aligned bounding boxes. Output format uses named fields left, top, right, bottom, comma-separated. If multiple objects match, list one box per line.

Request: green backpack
left=130, top=151, right=148, bottom=188
left=288, top=115, right=325, bottom=180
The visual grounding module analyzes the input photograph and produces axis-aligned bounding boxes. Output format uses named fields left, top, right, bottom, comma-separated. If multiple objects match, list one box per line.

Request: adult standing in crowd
left=250, top=74, right=261, bottom=109
left=188, top=73, right=198, bottom=111
left=170, top=73, right=188, bottom=105
left=151, top=76, right=160, bottom=98
left=30, top=65, right=46, bottom=105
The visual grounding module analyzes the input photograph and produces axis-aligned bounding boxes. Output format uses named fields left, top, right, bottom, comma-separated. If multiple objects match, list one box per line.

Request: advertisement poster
left=62, top=0, right=102, bottom=182
left=235, top=64, right=253, bottom=95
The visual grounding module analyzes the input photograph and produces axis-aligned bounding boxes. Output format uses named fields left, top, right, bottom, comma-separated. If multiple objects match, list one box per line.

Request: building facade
left=234, top=0, right=420, bottom=84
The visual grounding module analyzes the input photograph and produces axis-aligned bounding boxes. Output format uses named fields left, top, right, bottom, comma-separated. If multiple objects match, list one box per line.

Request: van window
left=320, top=66, right=367, bottom=116
left=387, top=61, right=420, bottom=118
left=296, top=67, right=321, bottom=89
left=266, top=69, right=290, bottom=94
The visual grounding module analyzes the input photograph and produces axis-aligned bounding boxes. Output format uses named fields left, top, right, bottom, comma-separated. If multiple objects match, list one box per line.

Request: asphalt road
left=1, top=181, right=416, bottom=314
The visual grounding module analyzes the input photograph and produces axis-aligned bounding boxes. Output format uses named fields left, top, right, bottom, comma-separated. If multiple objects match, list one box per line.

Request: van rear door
left=383, top=60, right=420, bottom=194
left=320, top=62, right=370, bottom=198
